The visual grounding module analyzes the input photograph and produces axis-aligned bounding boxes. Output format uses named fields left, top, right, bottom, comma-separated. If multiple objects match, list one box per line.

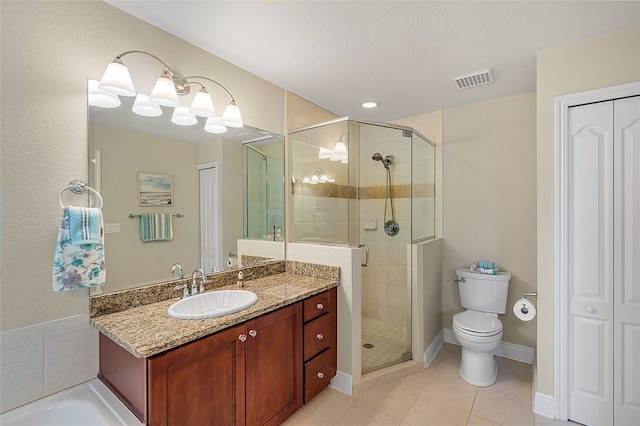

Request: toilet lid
left=453, top=311, right=503, bottom=335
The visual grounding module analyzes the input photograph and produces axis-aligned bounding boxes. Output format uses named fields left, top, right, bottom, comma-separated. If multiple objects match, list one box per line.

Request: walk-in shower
left=288, top=118, right=436, bottom=375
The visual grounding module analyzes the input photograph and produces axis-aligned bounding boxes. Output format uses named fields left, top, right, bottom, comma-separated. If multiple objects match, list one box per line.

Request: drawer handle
left=238, top=334, right=247, bottom=342
left=585, top=306, right=595, bottom=314
left=317, top=372, right=324, bottom=379
left=317, top=303, right=324, bottom=310
left=316, top=333, right=324, bottom=341
left=249, top=329, right=257, bottom=338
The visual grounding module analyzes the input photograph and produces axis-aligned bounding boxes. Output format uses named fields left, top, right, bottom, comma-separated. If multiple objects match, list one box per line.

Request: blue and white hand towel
left=139, top=213, right=173, bottom=241
left=53, top=207, right=106, bottom=292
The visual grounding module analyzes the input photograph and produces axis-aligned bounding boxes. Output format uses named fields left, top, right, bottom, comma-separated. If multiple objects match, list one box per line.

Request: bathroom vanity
left=90, top=261, right=338, bottom=426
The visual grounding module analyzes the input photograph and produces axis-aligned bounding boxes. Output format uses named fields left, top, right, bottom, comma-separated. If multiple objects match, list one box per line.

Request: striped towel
left=139, top=213, right=173, bottom=242
left=68, top=206, right=102, bottom=245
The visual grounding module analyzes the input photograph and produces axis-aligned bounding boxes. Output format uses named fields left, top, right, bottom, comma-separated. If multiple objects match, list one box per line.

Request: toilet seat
left=453, top=311, right=503, bottom=336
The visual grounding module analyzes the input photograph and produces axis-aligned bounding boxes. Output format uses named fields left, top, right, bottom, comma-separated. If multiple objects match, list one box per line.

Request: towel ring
left=58, top=179, right=103, bottom=209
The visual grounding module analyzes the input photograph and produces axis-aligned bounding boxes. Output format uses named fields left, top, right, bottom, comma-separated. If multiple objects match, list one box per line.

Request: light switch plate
left=104, top=223, right=121, bottom=233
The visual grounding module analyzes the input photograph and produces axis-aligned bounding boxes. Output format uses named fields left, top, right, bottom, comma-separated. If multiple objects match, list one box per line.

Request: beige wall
left=442, top=92, right=538, bottom=349
left=536, top=27, right=640, bottom=397
left=0, top=0, right=285, bottom=329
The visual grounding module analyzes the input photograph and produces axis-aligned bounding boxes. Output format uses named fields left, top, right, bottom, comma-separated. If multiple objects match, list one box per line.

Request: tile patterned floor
left=284, top=343, right=573, bottom=426
left=361, top=317, right=410, bottom=374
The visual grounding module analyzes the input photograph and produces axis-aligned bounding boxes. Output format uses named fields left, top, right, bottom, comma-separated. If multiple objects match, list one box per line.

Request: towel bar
left=58, top=179, right=103, bottom=209
left=129, top=213, right=184, bottom=218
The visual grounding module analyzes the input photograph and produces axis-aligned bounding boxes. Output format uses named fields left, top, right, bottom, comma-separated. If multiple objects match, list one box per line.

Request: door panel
left=200, top=166, right=219, bottom=273
left=567, top=101, right=614, bottom=425
left=613, top=95, right=640, bottom=425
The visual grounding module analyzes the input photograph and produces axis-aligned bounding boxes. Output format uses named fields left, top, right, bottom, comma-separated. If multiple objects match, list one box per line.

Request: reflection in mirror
left=244, top=138, right=284, bottom=241
left=88, top=80, right=285, bottom=293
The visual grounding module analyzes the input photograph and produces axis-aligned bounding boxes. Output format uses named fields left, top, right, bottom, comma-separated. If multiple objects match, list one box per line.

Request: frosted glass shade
left=171, top=106, right=198, bottom=126
left=204, top=117, right=228, bottom=134
left=132, top=93, right=162, bottom=117
left=303, top=176, right=310, bottom=184
left=98, top=61, right=136, bottom=97
left=333, top=141, right=347, bottom=155
left=88, top=79, right=121, bottom=108
left=190, top=89, right=216, bottom=118
left=318, top=147, right=332, bottom=159
left=149, top=74, right=180, bottom=107
left=221, top=101, right=243, bottom=128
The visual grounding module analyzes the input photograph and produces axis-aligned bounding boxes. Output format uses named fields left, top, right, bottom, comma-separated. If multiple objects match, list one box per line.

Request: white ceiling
left=104, top=0, right=640, bottom=122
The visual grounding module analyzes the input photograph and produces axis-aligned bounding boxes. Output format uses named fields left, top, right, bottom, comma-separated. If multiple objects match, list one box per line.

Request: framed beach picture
left=138, top=172, right=173, bottom=206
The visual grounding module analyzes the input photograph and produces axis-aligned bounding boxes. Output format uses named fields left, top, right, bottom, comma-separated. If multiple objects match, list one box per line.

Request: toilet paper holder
left=519, top=292, right=537, bottom=315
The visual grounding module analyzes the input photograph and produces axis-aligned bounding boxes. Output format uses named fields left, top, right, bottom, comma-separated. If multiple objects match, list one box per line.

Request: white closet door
left=199, top=166, right=219, bottom=273
left=613, top=95, right=640, bottom=425
left=568, top=101, right=614, bottom=426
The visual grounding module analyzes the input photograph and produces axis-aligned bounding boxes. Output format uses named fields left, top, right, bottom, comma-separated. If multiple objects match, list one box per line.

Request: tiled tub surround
left=90, top=260, right=340, bottom=358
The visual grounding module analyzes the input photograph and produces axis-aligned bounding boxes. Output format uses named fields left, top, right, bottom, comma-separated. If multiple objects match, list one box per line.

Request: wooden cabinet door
left=148, top=325, right=246, bottom=426
left=245, top=303, right=303, bottom=426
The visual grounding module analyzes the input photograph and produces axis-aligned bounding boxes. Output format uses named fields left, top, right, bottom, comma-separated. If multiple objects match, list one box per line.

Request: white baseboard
left=443, top=328, right=535, bottom=365
left=423, top=330, right=445, bottom=368
left=329, top=371, right=352, bottom=395
left=533, top=392, right=555, bottom=419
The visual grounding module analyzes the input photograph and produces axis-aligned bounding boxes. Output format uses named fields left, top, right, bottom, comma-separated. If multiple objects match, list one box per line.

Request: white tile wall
left=0, top=314, right=98, bottom=413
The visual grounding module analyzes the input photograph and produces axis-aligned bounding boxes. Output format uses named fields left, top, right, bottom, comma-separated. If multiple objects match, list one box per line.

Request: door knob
left=585, top=306, right=595, bottom=314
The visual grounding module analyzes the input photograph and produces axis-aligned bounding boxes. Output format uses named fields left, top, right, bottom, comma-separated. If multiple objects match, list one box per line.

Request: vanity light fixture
left=97, top=51, right=243, bottom=133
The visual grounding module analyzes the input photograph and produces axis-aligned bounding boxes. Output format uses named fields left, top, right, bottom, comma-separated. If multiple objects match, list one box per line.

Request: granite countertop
left=91, top=272, right=338, bottom=358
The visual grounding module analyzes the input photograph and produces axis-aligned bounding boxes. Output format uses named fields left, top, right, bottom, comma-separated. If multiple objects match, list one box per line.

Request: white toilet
left=452, top=267, right=511, bottom=387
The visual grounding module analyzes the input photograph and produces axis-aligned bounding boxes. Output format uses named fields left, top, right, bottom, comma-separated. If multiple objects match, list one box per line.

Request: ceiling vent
left=453, top=69, right=494, bottom=89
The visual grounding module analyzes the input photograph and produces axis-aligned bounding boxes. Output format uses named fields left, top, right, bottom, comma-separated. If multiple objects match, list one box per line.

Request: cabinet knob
left=316, top=303, right=324, bottom=310
left=239, top=334, right=247, bottom=342
left=316, top=333, right=324, bottom=341
left=317, top=372, right=324, bottom=379
left=585, top=306, right=596, bottom=314
left=249, top=329, right=257, bottom=338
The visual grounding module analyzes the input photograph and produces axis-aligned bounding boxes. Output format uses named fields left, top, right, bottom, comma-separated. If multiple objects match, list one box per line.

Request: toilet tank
left=456, top=268, right=511, bottom=314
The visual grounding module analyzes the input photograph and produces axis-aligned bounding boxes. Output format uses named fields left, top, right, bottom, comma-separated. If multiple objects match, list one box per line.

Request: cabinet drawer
left=303, top=313, right=331, bottom=361
left=303, top=291, right=331, bottom=322
left=304, top=349, right=334, bottom=403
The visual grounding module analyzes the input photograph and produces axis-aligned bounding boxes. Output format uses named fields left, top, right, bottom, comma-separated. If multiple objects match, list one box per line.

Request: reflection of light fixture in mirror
left=171, top=106, right=198, bottom=126
left=329, top=134, right=348, bottom=162
left=319, top=172, right=328, bottom=183
left=204, top=117, right=228, bottom=134
left=132, top=93, right=162, bottom=117
left=88, top=79, right=121, bottom=108
left=310, top=174, right=319, bottom=184
left=96, top=51, right=243, bottom=134
left=302, top=175, right=310, bottom=184
left=149, top=70, right=180, bottom=107
left=318, top=147, right=332, bottom=159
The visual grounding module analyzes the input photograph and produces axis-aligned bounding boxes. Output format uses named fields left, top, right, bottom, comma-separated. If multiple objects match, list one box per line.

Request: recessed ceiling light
left=361, top=100, right=380, bottom=109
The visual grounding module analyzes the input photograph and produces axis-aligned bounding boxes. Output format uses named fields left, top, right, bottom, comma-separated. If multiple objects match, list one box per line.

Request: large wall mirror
left=88, top=80, right=285, bottom=293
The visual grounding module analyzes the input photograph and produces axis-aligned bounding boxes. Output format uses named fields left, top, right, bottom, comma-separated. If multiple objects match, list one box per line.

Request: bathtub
left=0, top=379, right=141, bottom=425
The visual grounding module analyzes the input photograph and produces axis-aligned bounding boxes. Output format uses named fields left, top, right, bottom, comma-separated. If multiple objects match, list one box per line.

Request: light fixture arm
left=114, top=50, right=179, bottom=79
left=184, top=75, right=236, bottom=102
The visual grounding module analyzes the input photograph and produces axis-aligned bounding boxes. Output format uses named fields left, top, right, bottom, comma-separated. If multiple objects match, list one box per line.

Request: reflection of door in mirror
left=199, top=164, right=220, bottom=273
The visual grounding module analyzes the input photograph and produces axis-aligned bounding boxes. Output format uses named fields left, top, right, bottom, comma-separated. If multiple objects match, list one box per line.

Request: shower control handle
left=359, top=244, right=369, bottom=267
left=454, top=277, right=466, bottom=283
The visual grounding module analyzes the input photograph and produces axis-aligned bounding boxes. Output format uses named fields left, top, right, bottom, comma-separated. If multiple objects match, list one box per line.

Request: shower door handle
left=359, top=244, right=369, bottom=267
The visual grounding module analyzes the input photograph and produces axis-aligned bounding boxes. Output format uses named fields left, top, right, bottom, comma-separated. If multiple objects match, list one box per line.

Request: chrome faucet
left=170, top=263, right=184, bottom=280
left=192, top=267, right=207, bottom=295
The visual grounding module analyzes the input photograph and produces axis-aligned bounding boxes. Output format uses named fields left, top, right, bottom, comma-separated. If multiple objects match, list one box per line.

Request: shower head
left=372, top=152, right=392, bottom=169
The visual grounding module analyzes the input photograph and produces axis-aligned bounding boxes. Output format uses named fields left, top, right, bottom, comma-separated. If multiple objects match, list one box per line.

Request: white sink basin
left=167, top=290, right=258, bottom=320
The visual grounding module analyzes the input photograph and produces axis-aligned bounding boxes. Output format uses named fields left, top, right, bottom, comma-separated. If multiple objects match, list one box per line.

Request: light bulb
left=221, top=101, right=243, bottom=128
left=149, top=72, right=180, bottom=107
left=98, top=60, right=136, bottom=97
left=190, top=88, right=216, bottom=118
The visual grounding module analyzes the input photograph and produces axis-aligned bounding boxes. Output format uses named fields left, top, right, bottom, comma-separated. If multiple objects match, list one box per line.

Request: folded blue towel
left=53, top=207, right=106, bottom=292
left=68, top=207, right=102, bottom=245
left=139, top=213, right=173, bottom=242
